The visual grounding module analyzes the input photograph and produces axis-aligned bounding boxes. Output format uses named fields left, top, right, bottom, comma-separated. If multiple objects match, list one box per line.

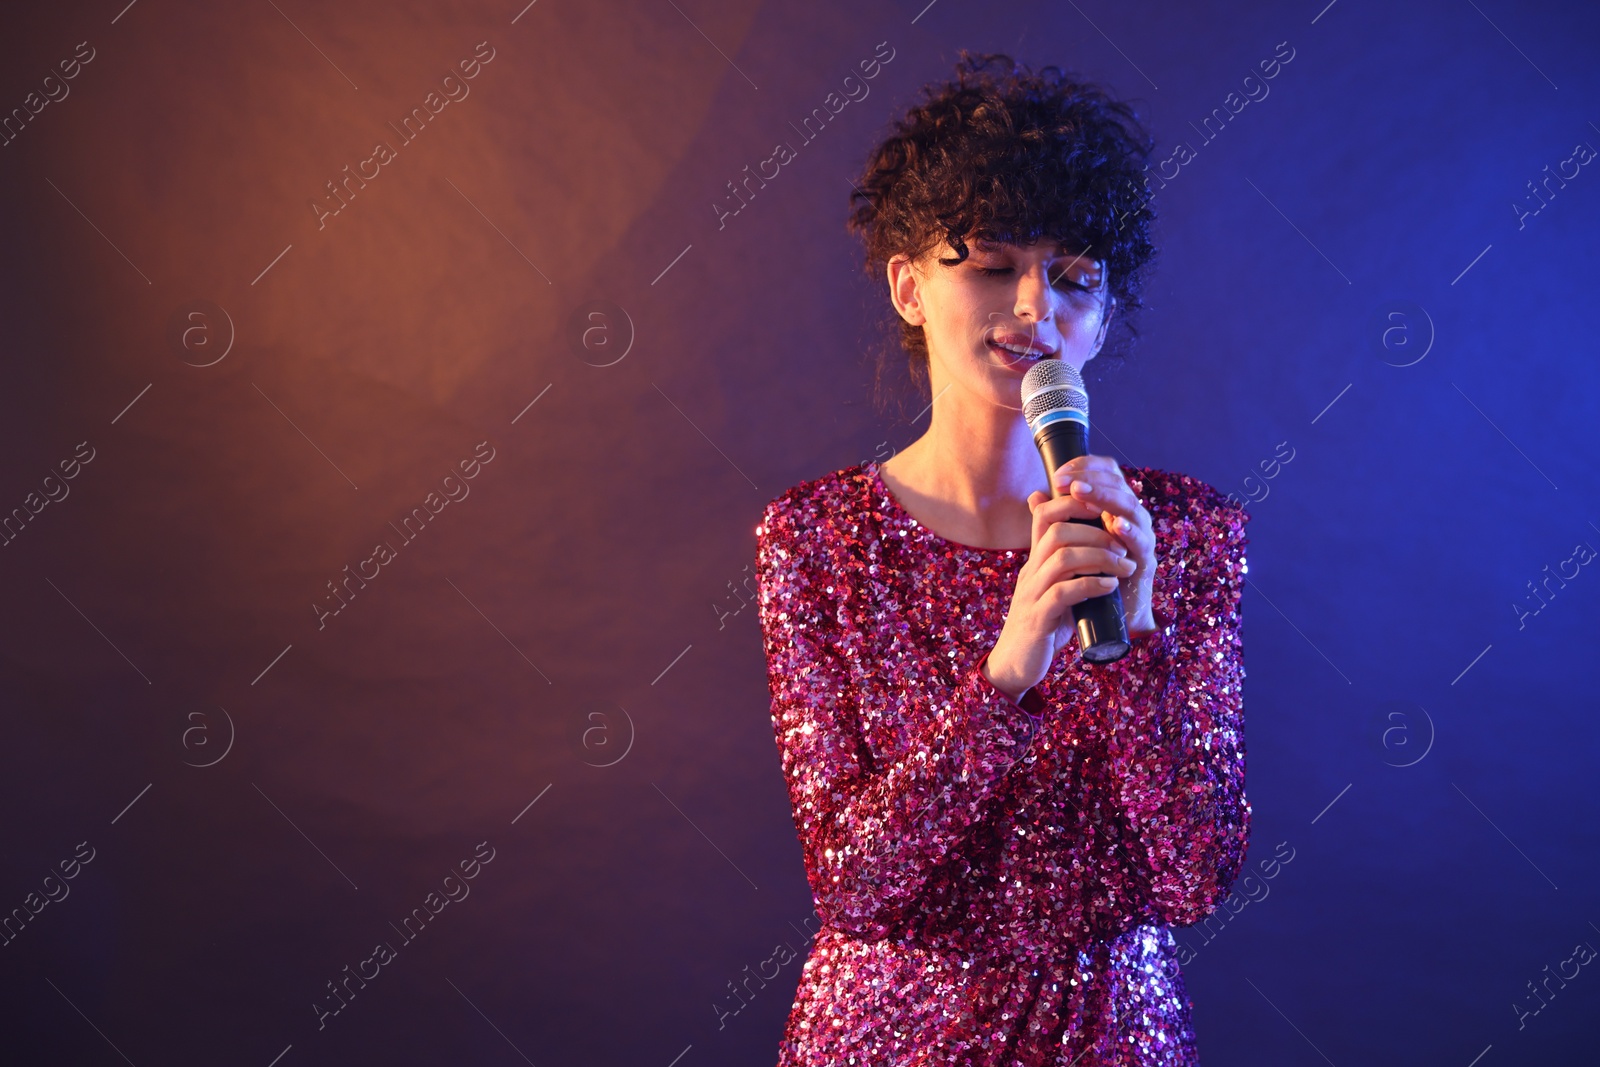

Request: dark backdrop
left=1, top=0, right=1597, bottom=1064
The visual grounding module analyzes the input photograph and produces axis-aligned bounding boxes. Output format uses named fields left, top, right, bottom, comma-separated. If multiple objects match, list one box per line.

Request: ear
left=887, top=254, right=926, bottom=326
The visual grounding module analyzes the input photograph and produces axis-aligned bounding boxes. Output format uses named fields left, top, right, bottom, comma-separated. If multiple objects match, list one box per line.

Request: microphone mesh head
left=1020, top=359, right=1089, bottom=433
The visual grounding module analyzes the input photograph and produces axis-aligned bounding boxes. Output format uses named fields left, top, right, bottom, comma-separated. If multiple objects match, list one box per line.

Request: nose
left=1013, top=262, right=1055, bottom=324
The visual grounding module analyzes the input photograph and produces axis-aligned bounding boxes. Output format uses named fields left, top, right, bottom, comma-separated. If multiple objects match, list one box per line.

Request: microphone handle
left=1034, top=420, right=1131, bottom=664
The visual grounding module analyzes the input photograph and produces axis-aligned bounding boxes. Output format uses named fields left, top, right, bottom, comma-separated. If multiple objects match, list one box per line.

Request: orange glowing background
left=2, top=0, right=1598, bottom=1063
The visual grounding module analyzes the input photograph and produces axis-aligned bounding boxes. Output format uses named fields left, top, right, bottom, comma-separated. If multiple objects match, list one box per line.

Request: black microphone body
left=1023, top=366, right=1131, bottom=664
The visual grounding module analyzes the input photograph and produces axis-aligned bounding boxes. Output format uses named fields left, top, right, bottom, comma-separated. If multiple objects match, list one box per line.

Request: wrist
left=979, top=648, right=1030, bottom=703
left=1128, top=604, right=1174, bottom=641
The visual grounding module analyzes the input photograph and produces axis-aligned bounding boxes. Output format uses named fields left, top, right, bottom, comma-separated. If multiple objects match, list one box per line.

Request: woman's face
left=888, top=236, right=1113, bottom=411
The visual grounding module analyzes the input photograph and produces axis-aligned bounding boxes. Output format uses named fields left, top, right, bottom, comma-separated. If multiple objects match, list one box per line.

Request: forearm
left=784, top=660, right=1042, bottom=939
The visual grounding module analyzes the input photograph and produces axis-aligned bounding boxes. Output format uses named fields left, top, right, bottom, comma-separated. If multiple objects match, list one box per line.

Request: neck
left=914, top=401, right=1043, bottom=507
left=882, top=374, right=1049, bottom=549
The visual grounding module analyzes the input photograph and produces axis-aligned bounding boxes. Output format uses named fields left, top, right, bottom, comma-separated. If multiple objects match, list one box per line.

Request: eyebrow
left=972, top=238, right=1099, bottom=261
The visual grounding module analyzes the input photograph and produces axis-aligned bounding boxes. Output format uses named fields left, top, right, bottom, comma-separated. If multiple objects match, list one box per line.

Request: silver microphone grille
left=1020, top=359, right=1089, bottom=434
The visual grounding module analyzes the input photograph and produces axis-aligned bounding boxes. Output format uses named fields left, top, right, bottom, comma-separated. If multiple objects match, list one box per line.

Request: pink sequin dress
left=754, top=460, right=1251, bottom=1065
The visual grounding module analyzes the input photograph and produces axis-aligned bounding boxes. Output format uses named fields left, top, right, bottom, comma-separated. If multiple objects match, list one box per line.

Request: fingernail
left=1071, top=480, right=1093, bottom=494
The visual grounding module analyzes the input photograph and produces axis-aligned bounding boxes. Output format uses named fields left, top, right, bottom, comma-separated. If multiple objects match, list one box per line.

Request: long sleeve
left=1101, top=488, right=1251, bottom=927
left=754, top=495, right=1043, bottom=942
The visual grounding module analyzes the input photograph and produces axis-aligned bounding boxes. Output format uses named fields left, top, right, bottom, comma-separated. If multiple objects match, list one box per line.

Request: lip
left=984, top=331, right=1058, bottom=369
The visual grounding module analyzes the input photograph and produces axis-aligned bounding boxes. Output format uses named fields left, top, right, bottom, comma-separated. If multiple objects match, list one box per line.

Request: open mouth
left=985, top=337, right=1057, bottom=364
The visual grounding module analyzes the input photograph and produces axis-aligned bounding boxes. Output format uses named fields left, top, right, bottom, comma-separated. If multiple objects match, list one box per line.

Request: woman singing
left=754, top=54, right=1252, bottom=1064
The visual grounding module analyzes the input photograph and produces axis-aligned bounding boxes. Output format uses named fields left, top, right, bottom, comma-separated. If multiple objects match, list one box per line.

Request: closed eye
left=977, top=265, right=1101, bottom=291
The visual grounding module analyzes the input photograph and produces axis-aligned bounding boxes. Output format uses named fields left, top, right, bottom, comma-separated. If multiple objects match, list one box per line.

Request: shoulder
left=1124, top=464, right=1250, bottom=546
left=754, top=464, right=872, bottom=622
left=756, top=462, right=872, bottom=555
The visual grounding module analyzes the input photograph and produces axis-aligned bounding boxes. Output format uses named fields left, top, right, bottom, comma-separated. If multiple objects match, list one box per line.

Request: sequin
left=753, top=460, right=1251, bottom=1064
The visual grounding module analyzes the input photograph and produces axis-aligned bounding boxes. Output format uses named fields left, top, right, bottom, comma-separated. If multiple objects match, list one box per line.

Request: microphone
left=1020, top=359, right=1130, bottom=664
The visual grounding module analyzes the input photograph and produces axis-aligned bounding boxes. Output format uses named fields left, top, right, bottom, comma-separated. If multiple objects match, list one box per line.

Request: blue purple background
left=0, top=0, right=1596, bottom=1063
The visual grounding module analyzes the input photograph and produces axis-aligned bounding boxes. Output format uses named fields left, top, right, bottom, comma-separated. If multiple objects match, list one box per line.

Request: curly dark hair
left=846, top=51, right=1158, bottom=412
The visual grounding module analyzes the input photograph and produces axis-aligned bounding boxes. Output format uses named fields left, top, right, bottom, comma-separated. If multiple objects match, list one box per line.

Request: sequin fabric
left=753, top=460, right=1251, bottom=1065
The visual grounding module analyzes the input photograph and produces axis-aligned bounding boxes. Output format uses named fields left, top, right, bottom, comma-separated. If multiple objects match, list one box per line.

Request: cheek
left=1060, top=300, right=1110, bottom=343
left=927, top=289, right=978, bottom=338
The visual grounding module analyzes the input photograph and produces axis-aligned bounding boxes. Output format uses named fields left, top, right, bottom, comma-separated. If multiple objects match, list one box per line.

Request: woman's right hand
left=981, top=479, right=1136, bottom=701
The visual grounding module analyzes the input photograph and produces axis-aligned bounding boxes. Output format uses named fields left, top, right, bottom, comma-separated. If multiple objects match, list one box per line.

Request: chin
left=982, top=355, right=1038, bottom=382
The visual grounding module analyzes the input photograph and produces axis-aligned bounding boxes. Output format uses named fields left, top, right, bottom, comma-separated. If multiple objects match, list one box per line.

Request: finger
left=1031, top=492, right=1108, bottom=532
left=1066, top=481, right=1134, bottom=517
left=1053, top=464, right=1127, bottom=497
left=1050, top=461, right=1112, bottom=499
left=1052, top=454, right=1122, bottom=482
left=1040, top=574, right=1123, bottom=617
left=1028, top=490, right=1051, bottom=550
left=1030, top=491, right=1092, bottom=545
left=1060, top=478, right=1147, bottom=537
left=1036, top=517, right=1125, bottom=560
left=1025, top=490, right=1052, bottom=560
left=1053, top=469, right=1134, bottom=511
left=1036, top=547, right=1139, bottom=588
left=1080, top=487, right=1144, bottom=532
left=1045, top=482, right=1136, bottom=533
left=1052, top=453, right=1116, bottom=475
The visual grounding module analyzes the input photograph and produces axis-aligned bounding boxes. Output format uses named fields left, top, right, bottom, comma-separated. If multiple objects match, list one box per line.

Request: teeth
left=992, top=340, right=1044, bottom=357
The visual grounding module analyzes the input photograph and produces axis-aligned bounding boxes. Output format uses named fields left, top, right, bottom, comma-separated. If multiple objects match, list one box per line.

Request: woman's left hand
left=1049, top=454, right=1159, bottom=635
